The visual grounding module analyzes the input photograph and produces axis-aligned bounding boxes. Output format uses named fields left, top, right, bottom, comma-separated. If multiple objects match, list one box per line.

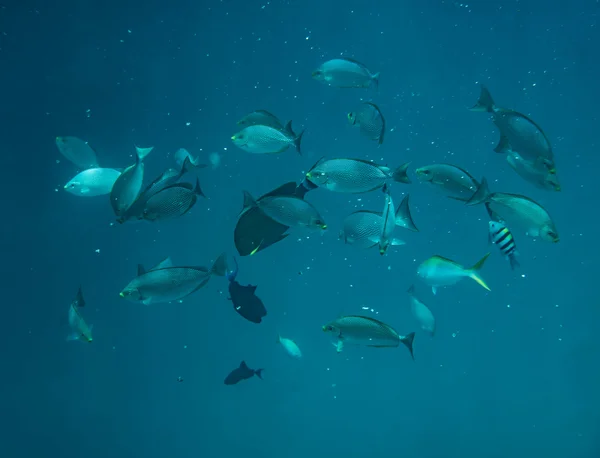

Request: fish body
left=67, top=287, right=93, bottom=343
left=407, top=285, right=435, bottom=336
left=226, top=258, right=267, bottom=324
left=110, top=147, right=152, bottom=217
left=415, top=163, right=482, bottom=202
left=489, top=221, right=520, bottom=270
left=468, top=178, right=559, bottom=243
left=142, top=179, right=205, bottom=222
left=277, top=335, right=302, bottom=359
left=64, top=168, right=121, bottom=196
left=312, top=58, right=380, bottom=89
left=505, top=151, right=561, bottom=191
left=231, top=123, right=303, bottom=155
left=306, top=158, right=410, bottom=193
left=237, top=110, right=296, bottom=136
left=243, top=191, right=326, bottom=231
left=224, top=361, right=264, bottom=385
left=348, top=102, right=386, bottom=144
left=55, top=136, right=99, bottom=169
left=417, top=253, right=491, bottom=295
left=322, top=315, right=414, bottom=359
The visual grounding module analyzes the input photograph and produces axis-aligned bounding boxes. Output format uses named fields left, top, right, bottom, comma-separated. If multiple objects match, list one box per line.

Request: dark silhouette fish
left=224, top=361, right=264, bottom=385
left=226, top=257, right=267, bottom=324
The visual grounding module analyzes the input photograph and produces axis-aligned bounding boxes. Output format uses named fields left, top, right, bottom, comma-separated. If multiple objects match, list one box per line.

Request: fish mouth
left=321, top=326, right=327, bottom=332
left=119, top=292, right=125, bottom=298
left=231, top=135, right=237, bottom=140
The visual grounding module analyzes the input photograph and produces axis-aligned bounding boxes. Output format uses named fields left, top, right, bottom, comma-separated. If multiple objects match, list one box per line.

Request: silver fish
left=231, top=123, right=304, bottom=155
left=348, top=102, right=385, bottom=144
left=237, top=110, right=296, bottom=136
left=64, top=168, right=121, bottom=197
left=142, top=179, right=205, bottom=222
left=110, top=147, right=152, bottom=217
left=67, top=287, right=93, bottom=343
left=407, top=285, right=435, bottom=337
left=415, top=163, right=483, bottom=202
left=505, top=151, right=561, bottom=192
left=322, top=315, right=414, bottom=359
left=305, top=157, right=410, bottom=193
left=55, top=136, right=99, bottom=169
left=312, top=58, right=380, bottom=89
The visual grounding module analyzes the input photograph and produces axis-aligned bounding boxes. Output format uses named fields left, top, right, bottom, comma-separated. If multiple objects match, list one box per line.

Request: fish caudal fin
left=468, top=253, right=491, bottom=291
left=395, top=194, right=419, bottom=232
left=254, top=369, right=264, bottom=380
left=371, top=72, right=380, bottom=90
left=194, top=177, right=206, bottom=199
left=466, top=177, right=490, bottom=206
left=293, top=129, right=305, bottom=156
left=401, top=332, right=415, bottom=360
left=211, top=253, right=228, bottom=277
left=509, top=254, right=520, bottom=270
left=392, top=162, right=411, bottom=184
left=469, top=85, right=495, bottom=113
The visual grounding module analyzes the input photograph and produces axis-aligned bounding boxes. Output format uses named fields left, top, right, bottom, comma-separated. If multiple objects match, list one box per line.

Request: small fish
left=407, top=285, right=436, bottom=337
left=64, top=168, right=121, bottom=196
left=231, top=122, right=304, bottom=155
left=378, top=184, right=396, bottom=255
left=174, top=148, right=206, bottom=169
left=467, top=178, right=559, bottom=243
left=242, top=191, right=326, bottom=231
left=417, top=253, right=491, bottom=295
left=119, top=253, right=227, bottom=305
left=306, top=157, right=410, bottom=193
left=226, top=257, right=267, bottom=324
left=55, top=136, right=99, bottom=169
left=110, top=146, right=152, bottom=217
left=237, top=110, right=296, bottom=136
left=415, top=163, right=484, bottom=203
left=322, top=315, right=414, bottom=360
left=224, top=361, right=264, bottom=385
left=312, top=58, right=380, bottom=89
left=489, top=221, right=520, bottom=270
left=505, top=151, right=561, bottom=192
left=348, top=102, right=386, bottom=144
left=277, top=334, right=302, bottom=359
left=142, top=178, right=205, bottom=222
left=67, top=287, right=93, bottom=343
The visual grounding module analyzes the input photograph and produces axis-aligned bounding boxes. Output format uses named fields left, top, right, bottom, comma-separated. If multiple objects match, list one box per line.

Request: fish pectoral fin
left=391, top=238, right=405, bottom=246
left=431, top=286, right=437, bottom=295
left=80, top=187, right=90, bottom=194
left=335, top=340, right=344, bottom=353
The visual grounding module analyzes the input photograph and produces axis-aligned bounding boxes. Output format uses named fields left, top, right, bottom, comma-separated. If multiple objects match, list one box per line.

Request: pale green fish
left=305, top=157, right=411, bottom=193
left=277, top=334, right=302, bottom=359
left=55, top=136, right=99, bottom=169
left=407, top=285, right=436, bottom=337
left=415, top=163, right=483, bottom=203
left=322, top=315, right=415, bottom=360
left=231, top=123, right=304, bottom=155
left=417, top=253, right=491, bottom=295
left=109, top=146, right=152, bottom=218
left=242, top=191, right=326, bottom=231
left=312, top=58, right=380, bottom=89
left=467, top=178, right=559, bottom=243
left=64, top=168, right=121, bottom=197
left=67, top=287, right=93, bottom=343
left=505, top=151, right=561, bottom=192
left=378, top=184, right=396, bottom=255
left=348, top=102, right=386, bottom=144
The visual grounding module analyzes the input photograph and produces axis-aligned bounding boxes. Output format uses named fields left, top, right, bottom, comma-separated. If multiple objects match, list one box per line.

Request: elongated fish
left=348, top=102, right=386, bottom=144
left=312, top=58, right=380, bottom=89
left=407, top=285, right=436, bottom=337
left=489, top=221, right=520, bottom=270
left=417, top=253, right=491, bottom=295
left=378, top=184, right=396, bottom=255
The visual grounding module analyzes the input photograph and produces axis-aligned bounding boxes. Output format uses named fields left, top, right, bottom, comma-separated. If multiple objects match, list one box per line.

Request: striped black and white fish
left=488, top=221, right=520, bottom=270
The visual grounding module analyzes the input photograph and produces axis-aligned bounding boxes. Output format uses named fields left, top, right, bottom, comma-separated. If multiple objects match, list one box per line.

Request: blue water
left=2, top=0, right=599, bottom=457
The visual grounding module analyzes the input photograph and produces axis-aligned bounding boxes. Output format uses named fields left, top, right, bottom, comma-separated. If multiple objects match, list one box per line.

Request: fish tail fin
left=468, top=253, right=491, bottom=291
left=371, top=72, right=380, bottom=90
left=391, top=162, right=411, bottom=184
left=400, top=332, right=415, bottom=360
left=211, top=253, right=228, bottom=277
left=469, top=85, right=495, bottom=112
left=293, top=129, right=305, bottom=156
left=395, top=194, right=419, bottom=232
left=194, top=177, right=206, bottom=198
left=494, top=134, right=512, bottom=154
left=255, top=369, right=264, bottom=380
left=509, top=254, right=520, bottom=270
left=135, top=146, right=153, bottom=161
left=466, top=177, right=490, bottom=206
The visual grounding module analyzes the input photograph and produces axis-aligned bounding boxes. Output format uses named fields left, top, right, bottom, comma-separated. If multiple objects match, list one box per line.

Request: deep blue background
left=1, top=0, right=599, bottom=457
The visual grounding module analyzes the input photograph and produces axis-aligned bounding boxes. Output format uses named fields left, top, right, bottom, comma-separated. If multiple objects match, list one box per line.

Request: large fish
left=348, top=102, right=386, bottom=144
left=415, top=163, right=484, bottom=203
left=312, top=58, right=380, bottom=89
left=322, top=315, right=415, bottom=360
left=64, top=168, right=121, bottom=197
left=225, top=257, right=267, bottom=324
left=55, top=136, right=99, bottom=169
left=231, top=122, right=304, bottom=155
left=468, top=178, right=559, bottom=243
left=407, top=285, right=436, bottom=337
left=505, top=151, right=561, bottom=192
left=110, top=147, right=152, bottom=217
left=224, top=361, right=264, bottom=385
left=417, top=253, right=491, bottom=295
left=305, top=157, right=410, bottom=193
left=119, top=253, right=227, bottom=305
left=142, top=179, right=205, bottom=222
left=236, top=110, right=297, bottom=136
left=67, top=287, right=93, bottom=343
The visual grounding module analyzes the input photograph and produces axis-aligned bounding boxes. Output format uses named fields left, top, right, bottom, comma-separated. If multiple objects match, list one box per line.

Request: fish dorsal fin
left=249, top=285, right=257, bottom=293
left=241, top=190, right=258, bottom=213
left=137, top=264, right=146, bottom=276
left=340, top=56, right=368, bottom=68
left=240, top=361, right=249, bottom=369
left=261, top=182, right=297, bottom=199
left=306, top=156, right=326, bottom=174
left=151, top=256, right=173, bottom=271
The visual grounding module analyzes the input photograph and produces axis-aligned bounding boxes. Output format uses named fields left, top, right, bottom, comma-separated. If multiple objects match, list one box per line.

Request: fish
left=110, top=146, right=152, bottom=217
left=378, top=184, right=396, bottom=255
left=242, top=191, right=326, bottom=231
left=119, top=253, right=227, bottom=305
left=305, top=157, right=411, bottom=193
left=237, top=110, right=296, bottom=136
left=231, top=122, right=304, bottom=155
left=417, top=253, right=491, bottom=295
left=226, top=257, right=267, bottom=324
left=505, top=151, right=561, bottom=192
left=348, top=102, right=386, bottom=144
left=470, top=85, right=556, bottom=171
left=142, top=179, right=205, bottom=222
left=312, top=58, right=380, bottom=89
left=277, top=334, right=302, bottom=359
left=489, top=221, right=520, bottom=270
left=174, top=148, right=206, bottom=169
left=322, top=315, right=415, bottom=360
left=67, top=287, right=93, bottom=343
left=467, top=178, right=559, bottom=243
left=234, top=182, right=309, bottom=257
left=407, top=285, right=436, bottom=337
left=64, top=168, right=121, bottom=196
left=224, top=361, right=264, bottom=385
left=415, top=163, right=485, bottom=203
left=55, top=136, right=99, bottom=169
